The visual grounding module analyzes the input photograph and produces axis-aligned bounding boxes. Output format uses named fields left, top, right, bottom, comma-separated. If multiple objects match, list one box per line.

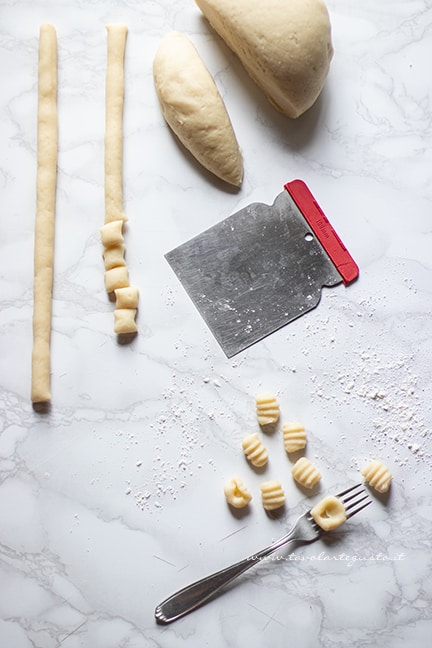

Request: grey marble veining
left=1, top=1, right=432, bottom=646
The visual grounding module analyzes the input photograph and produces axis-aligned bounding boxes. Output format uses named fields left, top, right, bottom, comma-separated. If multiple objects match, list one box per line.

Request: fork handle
left=155, top=534, right=293, bottom=624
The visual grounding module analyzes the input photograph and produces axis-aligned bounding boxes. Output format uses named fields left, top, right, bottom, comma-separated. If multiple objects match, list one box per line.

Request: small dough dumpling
left=255, top=393, right=280, bottom=427
left=104, top=266, right=129, bottom=293
left=310, top=495, right=346, bottom=531
left=114, top=308, right=137, bottom=335
left=103, top=244, right=126, bottom=270
left=100, top=219, right=124, bottom=248
left=115, top=285, right=139, bottom=309
left=153, top=32, right=243, bottom=186
left=195, top=0, right=333, bottom=118
left=224, top=476, right=252, bottom=509
left=361, top=460, right=392, bottom=493
left=291, top=456, right=321, bottom=489
left=260, top=480, right=285, bottom=511
left=242, top=432, right=268, bottom=468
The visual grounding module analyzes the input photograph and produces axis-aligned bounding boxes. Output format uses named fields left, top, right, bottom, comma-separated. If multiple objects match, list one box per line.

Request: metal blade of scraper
left=165, top=180, right=359, bottom=357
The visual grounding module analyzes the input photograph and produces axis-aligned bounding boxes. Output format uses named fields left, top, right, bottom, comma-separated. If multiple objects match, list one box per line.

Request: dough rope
left=103, top=24, right=138, bottom=334
left=31, top=23, right=58, bottom=404
left=105, top=24, right=127, bottom=224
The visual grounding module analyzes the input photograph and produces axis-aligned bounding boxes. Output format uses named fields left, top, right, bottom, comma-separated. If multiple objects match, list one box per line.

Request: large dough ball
left=195, top=0, right=333, bottom=118
left=153, top=32, right=243, bottom=186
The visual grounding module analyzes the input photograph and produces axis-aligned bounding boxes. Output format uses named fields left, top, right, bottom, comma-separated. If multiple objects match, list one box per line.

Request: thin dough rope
left=103, top=24, right=138, bottom=334
left=105, top=24, right=127, bottom=224
left=31, top=23, right=58, bottom=404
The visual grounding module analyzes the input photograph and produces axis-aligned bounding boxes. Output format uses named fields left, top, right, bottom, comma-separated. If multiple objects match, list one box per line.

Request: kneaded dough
left=153, top=32, right=243, bottom=187
left=195, top=0, right=333, bottom=118
left=31, top=23, right=58, bottom=404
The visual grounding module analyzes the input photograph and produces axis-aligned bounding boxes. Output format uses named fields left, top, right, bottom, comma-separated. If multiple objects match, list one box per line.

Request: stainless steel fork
left=155, top=483, right=371, bottom=624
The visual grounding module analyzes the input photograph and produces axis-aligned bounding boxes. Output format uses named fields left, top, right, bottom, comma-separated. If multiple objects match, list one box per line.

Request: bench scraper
left=165, top=180, right=358, bottom=357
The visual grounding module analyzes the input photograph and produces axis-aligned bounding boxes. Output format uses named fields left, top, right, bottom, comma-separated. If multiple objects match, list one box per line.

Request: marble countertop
left=1, top=1, right=432, bottom=646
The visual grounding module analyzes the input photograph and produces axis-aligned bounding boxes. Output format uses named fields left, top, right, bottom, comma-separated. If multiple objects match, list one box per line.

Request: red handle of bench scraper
left=284, top=180, right=359, bottom=285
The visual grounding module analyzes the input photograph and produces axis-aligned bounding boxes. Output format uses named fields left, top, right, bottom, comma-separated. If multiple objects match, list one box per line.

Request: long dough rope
left=103, top=24, right=138, bottom=335
left=105, top=24, right=128, bottom=224
left=31, top=23, right=58, bottom=404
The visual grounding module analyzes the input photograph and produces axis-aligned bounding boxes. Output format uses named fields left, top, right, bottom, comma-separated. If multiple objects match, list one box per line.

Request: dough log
left=31, top=23, right=58, bottom=404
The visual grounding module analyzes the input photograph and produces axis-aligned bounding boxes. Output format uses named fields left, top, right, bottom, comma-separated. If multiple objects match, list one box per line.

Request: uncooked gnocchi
left=242, top=432, right=268, bottom=467
left=260, top=480, right=285, bottom=511
left=104, top=265, right=129, bottom=294
left=113, top=308, right=138, bottom=335
left=103, top=244, right=126, bottom=270
left=224, top=476, right=252, bottom=509
left=100, top=219, right=124, bottom=248
left=115, top=285, right=139, bottom=310
left=282, top=422, right=307, bottom=453
left=361, top=460, right=392, bottom=493
left=310, top=495, right=346, bottom=531
left=291, top=457, right=321, bottom=489
left=256, top=393, right=280, bottom=426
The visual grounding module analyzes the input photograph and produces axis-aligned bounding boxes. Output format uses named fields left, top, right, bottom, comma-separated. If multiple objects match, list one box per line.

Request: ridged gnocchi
left=361, top=460, right=392, bottom=493
left=242, top=432, right=268, bottom=467
left=310, top=495, right=346, bottom=531
left=256, top=393, right=280, bottom=426
left=260, top=480, right=285, bottom=511
left=282, top=422, right=307, bottom=453
left=291, top=457, right=321, bottom=489
left=224, top=476, right=252, bottom=508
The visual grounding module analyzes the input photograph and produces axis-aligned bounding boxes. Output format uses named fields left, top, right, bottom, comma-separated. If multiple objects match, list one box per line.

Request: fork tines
left=336, top=483, right=372, bottom=519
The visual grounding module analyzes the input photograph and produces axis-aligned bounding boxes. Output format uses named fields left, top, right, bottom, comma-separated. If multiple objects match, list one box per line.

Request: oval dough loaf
left=153, top=32, right=243, bottom=186
left=195, top=0, right=333, bottom=118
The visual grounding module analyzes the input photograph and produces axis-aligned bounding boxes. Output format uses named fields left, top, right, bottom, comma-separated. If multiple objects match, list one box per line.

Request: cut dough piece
left=114, top=308, right=137, bottom=335
left=282, top=422, right=307, bottom=453
left=291, top=457, right=321, bottom=489
left=104, top=266, right=129, bottom=293
left=195, top=0, right=333, bottom=118
left=260, top=480, right=285, bottom=511
left=114, top=285, right=139, bottom=309
left=361, top=460, right=392, bottom=493
left=153, top=32, right=243, bottom=186
left=31, top=23, right=58, bottom=404
left=255, top=393, right=280, bottom=426
left=105, top=24, right=128, bottom=223
left=103, top=244, right=126, bottom=270
left=242, top=432, right=268, bottom=467
left=224, top=476, right=252, bottom=509
left=310, top=495, right=346, bottom=531
left=100, top=219, right=124, bottom=247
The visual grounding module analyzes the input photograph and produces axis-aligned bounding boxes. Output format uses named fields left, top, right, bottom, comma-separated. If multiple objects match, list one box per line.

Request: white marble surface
left=1, top=0, right=432, bottom=646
